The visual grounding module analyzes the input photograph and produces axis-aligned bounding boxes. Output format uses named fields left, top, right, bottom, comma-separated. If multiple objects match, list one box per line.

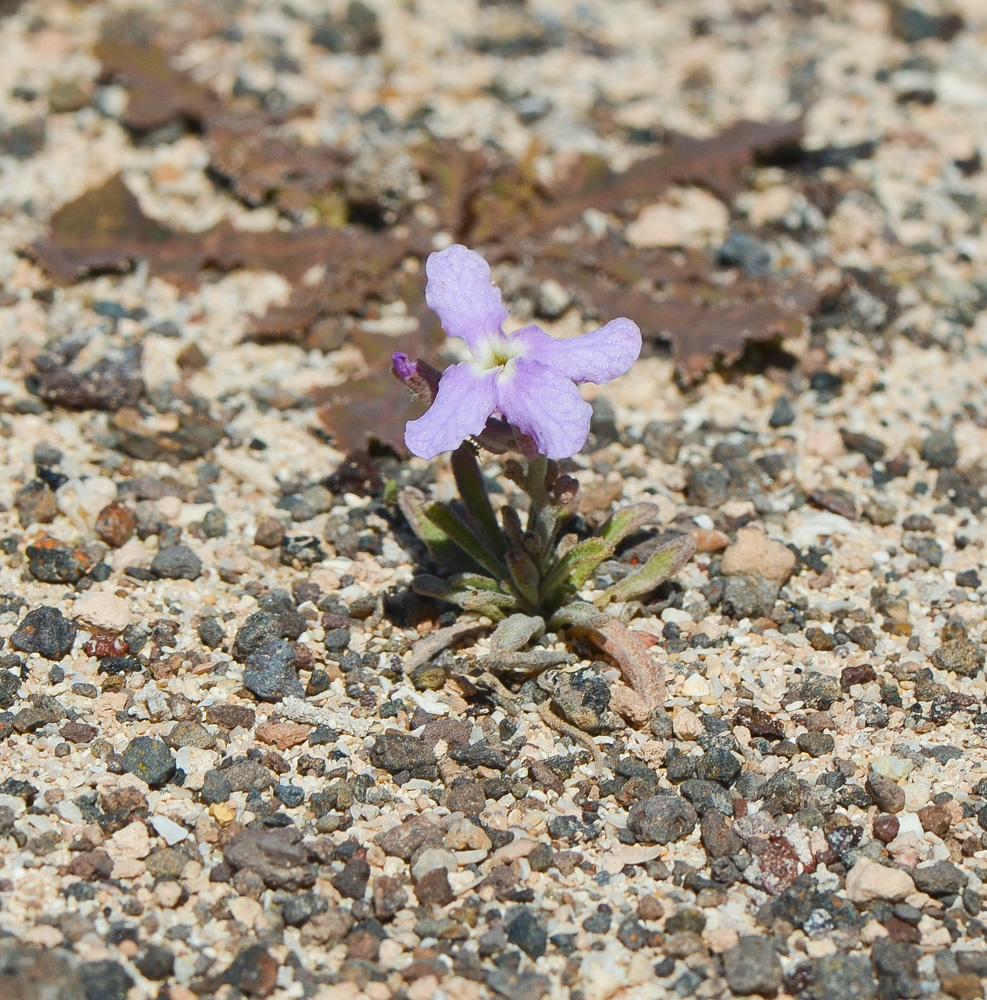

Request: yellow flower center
left=473, top=333, right=524, bottom=373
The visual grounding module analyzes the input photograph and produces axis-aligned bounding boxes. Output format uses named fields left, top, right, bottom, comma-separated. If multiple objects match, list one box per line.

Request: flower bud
left=391, top=352, right=441, bottom=405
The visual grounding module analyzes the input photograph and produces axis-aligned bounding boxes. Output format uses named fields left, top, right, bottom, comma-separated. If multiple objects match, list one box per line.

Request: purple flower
left=402, top=244, right=641, bottom=460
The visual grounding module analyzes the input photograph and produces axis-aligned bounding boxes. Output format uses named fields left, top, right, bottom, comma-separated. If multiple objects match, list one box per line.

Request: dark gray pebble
left=695, top=747, right=741, bottom=786
left=700, top=810, right=743, bottom=859
left=223, top=826, right=316, bottom=891
left=902, top=532, right=943, bottom=566
left=281, top=891, right=328, bottom=927
left=324, top=627, right=350, bottom=652
left=805, top=953, right=876, bottom=1000
left=369, top=732, right=436, bottom=777
left=484, top=969, right=551, bottom=1000
left=640, top=420, right=681, bottom=463
left=26, top=540, right=91, bottom=583
left=150, top=544, right=202, bottom=581
left=133, top=945, right=175, bottom=982
left=582, top=908, right=611, bottom=933
left=275, top=784, right=305, bottom=807
left=616, top=916, right=651, bottom=951
left=121, top=736, right=175, bottom=789
left=198, top=617, right=226, bottom=649
left=871, top=938, right=921, bottom=1000
left=932, top=635, right=984, bottom=677
left=234, top=611, right=283, bottom=661
left=201, top=507, right=227, bottom=537
left=865, top=771, right=905, bottom=814
left=80, top=959, right=134, bottom=1000
left=721, top=575, right=778, bottom=619
left=920, top=429, right=958, bottom=468
left=627, top=794, right=697, bottom=845
left=796, top=732, right=835, bottom=757
left=768, top=397, right=795, bottom=428
left=664, top=751, right=696, bottom=784
left=10, top=606, right=76, bottom=660
left=798, top=671, right=842, bottom=710
left=451, top=740, right=509, bottom=771
left=506, top=908, right=547, bottom=959
left=718, top=231, right=772, bottom=276
left=911, top=860, right=966, bottom=898
left=200, top=770, right=232, bottom=804
left=242, top=639, right=305, bottom=702
left=723, top=936, right=782, bottom=997
left=277, top=486, right=332, bottom=521
left=332, top=857, right=370, bottom=900
left=839, top=428, right=886, bottom=463
left=680, top=778, right=735, bottom=817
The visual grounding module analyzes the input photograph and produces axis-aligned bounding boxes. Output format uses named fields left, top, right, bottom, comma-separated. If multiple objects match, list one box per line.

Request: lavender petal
left=404, top=362, right=498, bottom=459
left=495, top=358, right=592, bottom=459
left=425, top=244, right=509, bottom=352
left=511, top=317, right=642, bottom=384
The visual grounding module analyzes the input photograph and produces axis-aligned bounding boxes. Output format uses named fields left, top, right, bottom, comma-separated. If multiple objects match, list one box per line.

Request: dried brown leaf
left=31, top=174, right=410, bottom=293
left=311, top=314, right=445, bottom=455
left=246, top=236, right=412, bottom=347
left=206, top=113, right=350, bottom=217
left=531, top=117, right=805, bottom=232
left=534, top=245, right=821, bottom=379
left=96, top=40, right=218, bottom=131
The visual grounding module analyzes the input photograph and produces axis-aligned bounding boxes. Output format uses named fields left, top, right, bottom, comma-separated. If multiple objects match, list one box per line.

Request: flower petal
left=425, top=245, right=509, bottom=352
left=404, top=362, right=498, bottom=459
left=511, top=317, right=642, bottom=384
left=495, top=359, right=592, bottom=460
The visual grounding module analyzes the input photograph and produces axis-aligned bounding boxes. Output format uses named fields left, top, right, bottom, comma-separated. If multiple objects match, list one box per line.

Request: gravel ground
left=2, top=1, right=987, bottom=999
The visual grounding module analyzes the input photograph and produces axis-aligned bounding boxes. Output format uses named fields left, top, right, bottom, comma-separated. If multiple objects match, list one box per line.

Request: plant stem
left=524, top=454, right=556, bottom=566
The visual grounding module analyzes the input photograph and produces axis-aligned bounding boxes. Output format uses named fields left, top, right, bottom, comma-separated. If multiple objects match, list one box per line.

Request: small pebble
left=121, top=737, right=176, bottom=789
left=150, top=544, right=203, bottom=581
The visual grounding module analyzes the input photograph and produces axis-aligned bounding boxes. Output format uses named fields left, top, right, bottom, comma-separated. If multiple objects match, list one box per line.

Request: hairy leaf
left=575, top=618, right=665, bottom=715
left=423, top=502, right=506, bottom=579
left=596, top=533, right=696, bottom=607
left=398, top=488, right=464, bottom=569
left=542, top=536, right=614, bottom=603
left=506, top=547, right=541, bottom=608
left=490, top=613, right=546, bottom=652
left=599, top=502, right=662, bottom=547
left=452, top=446, right=506, bottom=561
left=548, top=602, right=610, bottom=631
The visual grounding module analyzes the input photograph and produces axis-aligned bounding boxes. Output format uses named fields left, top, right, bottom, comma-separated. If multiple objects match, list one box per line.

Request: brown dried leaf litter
left=28, top=40, right=832, bottom=451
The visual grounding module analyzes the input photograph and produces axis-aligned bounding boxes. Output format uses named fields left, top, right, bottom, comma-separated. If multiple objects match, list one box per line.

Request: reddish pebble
left=873, top=813, right=899, bottom=844
left=917, top=803, right=951, bottom=839
left=84, top=634, right=130, bottom=659
left=885, top=917, right=922, bottom=944
left=95, top=500, right=136, bottom=547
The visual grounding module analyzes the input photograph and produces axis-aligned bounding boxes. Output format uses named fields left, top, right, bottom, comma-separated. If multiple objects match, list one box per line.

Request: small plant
left=394, top=245, right=695, bottom=725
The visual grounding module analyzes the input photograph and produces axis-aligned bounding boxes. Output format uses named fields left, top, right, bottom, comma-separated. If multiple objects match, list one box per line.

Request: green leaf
left=596, top=533, right=696, bottom=607
left=412, top=574, right=518, bottom=620
left=490, top=613, right=546, bottom=652
left=599, top=502, right=661, bottom=547
left=398, top=488, right=464, bottom=569
left=451, top=446, right=506, bottom=561
left=548, top=601, right=610, bottom=631
left=541, top=536, right=615, bottom=604
left=423, top=501, right=507, bottom=580
left=506, top=547, right=540, bottom=608
left=447, top=572, right=504, bottom=592
left=501, top=504, right=527, bottom=550
left=457, top=591, right=517, bottom=619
